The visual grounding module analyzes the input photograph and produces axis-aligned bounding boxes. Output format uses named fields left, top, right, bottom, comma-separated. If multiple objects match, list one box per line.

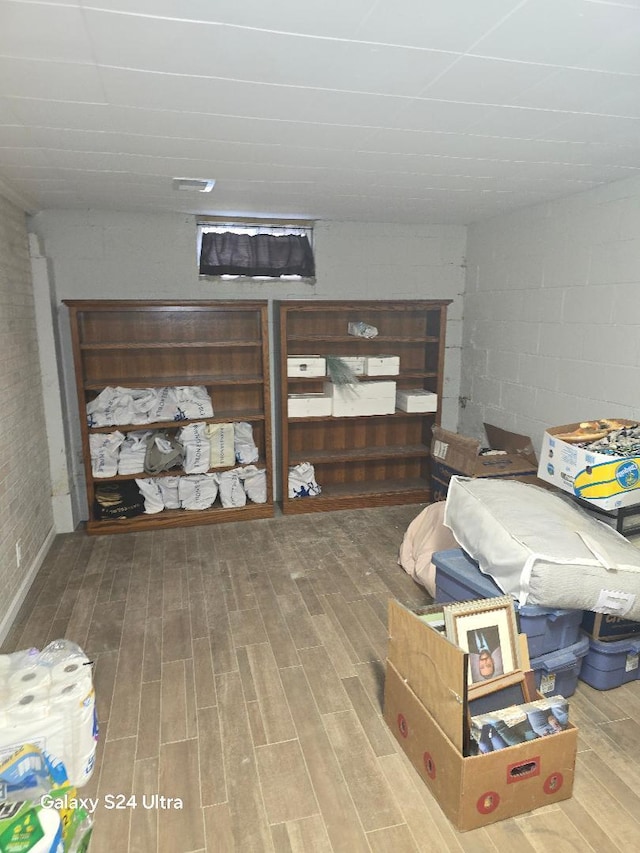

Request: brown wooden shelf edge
left=86, top=502, right=275, bottom=535
left=281, top=489, right=431, bottom=515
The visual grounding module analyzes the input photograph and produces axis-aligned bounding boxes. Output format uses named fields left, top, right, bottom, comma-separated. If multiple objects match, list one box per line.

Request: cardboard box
left=324, top=380, right=396, bottom=417
left=288, top=393, right=332, bottom=418
left=396, top=389, right=438, bottom=413
left=363, top=355, right=400, bottom=376
left=431, top=424, right=539, bottom=501
left=581, top=611, right=640, bottom=642
left=287, top=356, right=326, bottom=377
left=537, top=419, right=640, bottom=510
left=383, top=600, right=578, bottom=831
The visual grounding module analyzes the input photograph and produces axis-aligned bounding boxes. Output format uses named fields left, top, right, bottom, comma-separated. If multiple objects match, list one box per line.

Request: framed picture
left=443, top=595, right=521, bottom=687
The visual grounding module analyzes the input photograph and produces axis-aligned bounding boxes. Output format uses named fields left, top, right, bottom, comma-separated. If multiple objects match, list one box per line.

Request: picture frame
left=443, top=595, right=521, bottom=687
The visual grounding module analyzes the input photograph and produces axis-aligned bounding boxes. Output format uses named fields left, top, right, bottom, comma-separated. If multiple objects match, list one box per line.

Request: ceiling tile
left=0, top=1, right=94, bottom=62
left=0, top=57, right=106, bottom=101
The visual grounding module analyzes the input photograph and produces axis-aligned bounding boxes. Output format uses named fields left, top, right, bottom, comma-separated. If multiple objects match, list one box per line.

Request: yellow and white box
left=287, top=356, right=326, bottom=377
left=538, top=419, right=640, bottom=510
left=364, top=355, right=400, bottom=376
left=288, top=393, right=332, bottom=418
left=396, top=389, right=438, bottom=413
left=324, top=380, right=396, bottom=417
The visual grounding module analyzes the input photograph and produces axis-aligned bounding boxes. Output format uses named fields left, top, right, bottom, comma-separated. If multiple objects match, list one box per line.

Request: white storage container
left=287, top=356, right=326, bottom=377
left=324, top=381, right=396, bottom=417
left=396, top=389, right=438, bottom=413
left=288, top=393, right=332, bottom=418
left=364, top=355, right=400, bottom=376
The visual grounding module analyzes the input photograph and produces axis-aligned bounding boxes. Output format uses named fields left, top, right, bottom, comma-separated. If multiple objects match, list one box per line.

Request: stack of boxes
left=433, top=548, right=589, bottom=697
left=287, top=354, right=437, bottom=417
left=536, top=418, right=640, bottom=689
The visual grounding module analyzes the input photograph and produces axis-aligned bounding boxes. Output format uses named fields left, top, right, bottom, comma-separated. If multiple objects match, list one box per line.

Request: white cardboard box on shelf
left=287, top=356, right=326, bottom=377
left=364, top=355, right=400, bottom=376
left=335, top=355, right=365, bottom=375
left=324, top=381, right=396, bottom=417
left=396, top=389, right=438, bottom=413
left=288, top=393, right=332, bottom=418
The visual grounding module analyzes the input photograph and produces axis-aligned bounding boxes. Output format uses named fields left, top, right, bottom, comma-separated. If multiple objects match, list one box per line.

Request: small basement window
left=198, top=220, right=315, bottom=280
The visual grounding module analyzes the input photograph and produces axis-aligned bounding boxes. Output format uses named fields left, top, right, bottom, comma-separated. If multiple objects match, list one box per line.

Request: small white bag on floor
left=241, top=465, right=267, bottom=503
left=288, top=462, right=321, bottom=499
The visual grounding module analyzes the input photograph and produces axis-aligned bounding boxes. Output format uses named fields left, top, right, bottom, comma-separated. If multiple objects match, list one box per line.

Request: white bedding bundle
left=444, top=476, right=640, bottom=620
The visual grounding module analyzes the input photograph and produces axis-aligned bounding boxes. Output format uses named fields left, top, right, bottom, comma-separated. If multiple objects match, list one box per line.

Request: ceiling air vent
left=172, top=178, right=215, bottom=193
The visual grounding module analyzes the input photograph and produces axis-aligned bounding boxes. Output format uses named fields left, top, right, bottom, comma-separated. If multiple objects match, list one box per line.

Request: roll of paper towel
left=8, top=664, right=51, bottom=693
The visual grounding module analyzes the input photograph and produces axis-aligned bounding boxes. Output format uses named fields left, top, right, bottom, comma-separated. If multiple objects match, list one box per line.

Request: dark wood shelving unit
left=277, top=300, right=451, bottom=514
left=64, top=299, right=274, bottom=534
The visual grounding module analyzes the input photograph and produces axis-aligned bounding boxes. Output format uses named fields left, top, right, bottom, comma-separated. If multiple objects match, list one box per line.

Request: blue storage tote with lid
left=433, top=548, right=584, bottom=658
left=579, top=635, right=640, bottom=690
left=530, top=634, right=590, bottom=698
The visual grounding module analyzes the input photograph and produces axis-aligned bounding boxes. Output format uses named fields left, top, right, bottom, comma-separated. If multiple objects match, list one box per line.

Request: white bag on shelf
left=217, top=468, right=247, bottom=508
left=242, top=465, right=267, bottom=503
left=177, top=422, right=210, bottom=474
left=134, top=477, right=165, bottom=513
left=178, top=474, right=218, bottom=510
left=234, top=422, right=259, bottom=464
left=90, top=431, right=125, bottom=478
left=206, top=423, right=235, bottom=468
left=288, top=462, right=321, bottom=499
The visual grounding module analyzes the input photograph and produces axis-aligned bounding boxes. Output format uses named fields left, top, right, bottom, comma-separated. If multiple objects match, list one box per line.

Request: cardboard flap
left=432, top=424, right=481, bottom=476
left=484, top=423, right=537, bottom=464
left=387, top=600, right=467, bottom=753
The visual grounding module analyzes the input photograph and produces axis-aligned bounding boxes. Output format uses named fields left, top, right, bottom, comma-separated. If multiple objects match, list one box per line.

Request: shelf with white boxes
left=64, top=300, right=274, bottom=534
left=276, top=300, right=451, bottom=514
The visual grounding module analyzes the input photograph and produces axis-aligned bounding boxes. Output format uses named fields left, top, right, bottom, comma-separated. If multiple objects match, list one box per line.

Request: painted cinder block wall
left=29, top=210, right=466, bottom=523
left=460, top=174, right=640, bottom=456
left=0, top=195, right=54, bottom=640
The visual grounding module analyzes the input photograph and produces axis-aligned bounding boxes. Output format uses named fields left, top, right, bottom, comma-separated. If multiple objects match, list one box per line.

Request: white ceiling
left=2, top=0, right=640, bottom=224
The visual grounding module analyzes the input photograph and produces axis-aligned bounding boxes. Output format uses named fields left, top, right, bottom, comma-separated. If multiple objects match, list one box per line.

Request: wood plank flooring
left=3, top=505, right=640, bottom=852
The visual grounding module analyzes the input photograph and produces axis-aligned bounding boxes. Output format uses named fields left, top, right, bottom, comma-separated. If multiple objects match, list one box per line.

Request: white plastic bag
left=288, top=462, right=321, bottom=499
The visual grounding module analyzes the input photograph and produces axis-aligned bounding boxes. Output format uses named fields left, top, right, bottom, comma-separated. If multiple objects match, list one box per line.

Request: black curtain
left=199, top=231, right=315, bottom=277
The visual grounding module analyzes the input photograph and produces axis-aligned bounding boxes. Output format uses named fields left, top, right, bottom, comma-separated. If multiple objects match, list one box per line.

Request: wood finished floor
left=3, top=505, right=640, bottom=852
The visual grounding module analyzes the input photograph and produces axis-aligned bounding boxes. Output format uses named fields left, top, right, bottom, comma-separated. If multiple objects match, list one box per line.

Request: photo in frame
left=443, top=595, right=521, bottom=686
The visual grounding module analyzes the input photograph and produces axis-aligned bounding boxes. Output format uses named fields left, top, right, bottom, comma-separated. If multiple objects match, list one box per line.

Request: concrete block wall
left=29, top=210, right=466, bottom=521
left=461, top=175, right=640, bottom=455
left=0, top=196, right=54, bottom=640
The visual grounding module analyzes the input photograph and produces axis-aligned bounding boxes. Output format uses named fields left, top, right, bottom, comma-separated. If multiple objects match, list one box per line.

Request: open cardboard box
left=537, top=418, right=640, bottom=510
left=430, top=424, right=542, bottom=502
left=383, top=600, right=578, bottom=831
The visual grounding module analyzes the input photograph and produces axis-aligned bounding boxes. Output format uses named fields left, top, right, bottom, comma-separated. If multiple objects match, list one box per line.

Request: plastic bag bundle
left=0, top=640, right=98, bottom=789
left=177, top=422, right=210, bottom=474
left=288, top=462, right=321, bottom=499
left=135, top=478, right=165, bottom=513
left=234, top=422, right=259, bottom=464
left=89, top=431, right=125, bottom=478
left=242, top=465, right=267, bottom=503
left=217, top=469, right=247, bottom=508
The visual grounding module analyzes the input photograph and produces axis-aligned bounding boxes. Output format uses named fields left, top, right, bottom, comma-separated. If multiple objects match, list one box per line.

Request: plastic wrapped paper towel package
left=443, top=476, right=640, bottom=620
left=0, top=640, right=98, bottom=788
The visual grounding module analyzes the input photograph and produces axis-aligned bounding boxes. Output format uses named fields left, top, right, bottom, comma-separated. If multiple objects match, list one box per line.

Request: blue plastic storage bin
left=433, top=548, right=584, bottom=658
left=579, top=635, right=640, bottom=690
left=530, top=634, right=590, bottom=698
